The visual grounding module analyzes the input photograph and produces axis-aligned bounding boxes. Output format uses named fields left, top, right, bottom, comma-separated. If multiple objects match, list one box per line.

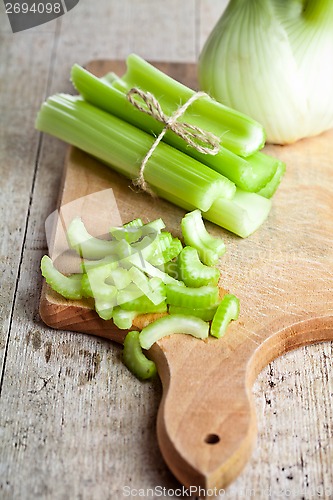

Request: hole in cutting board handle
left=205, top=433, right=220, bottom=445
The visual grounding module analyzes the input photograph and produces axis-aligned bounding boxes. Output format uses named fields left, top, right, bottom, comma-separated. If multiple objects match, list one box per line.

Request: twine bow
left=127, top=88, right=220, bottom=195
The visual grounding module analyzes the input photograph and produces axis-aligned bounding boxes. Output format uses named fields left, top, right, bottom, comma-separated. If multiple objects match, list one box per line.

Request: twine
left=127, top=88, right=220, bottom=195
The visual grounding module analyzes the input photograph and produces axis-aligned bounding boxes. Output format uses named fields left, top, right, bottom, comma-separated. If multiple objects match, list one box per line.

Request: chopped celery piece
left=36, top=94, right=236, bottom=213
left=130, top=235, right=159, bottom=262
left=81, top=255, right=118, bottom=272
left=161, top=259, right=180, bottom=281
left=67, top=217, right=118, bottom=259
left=124, top=218, right=143, bottom=228
left=141, top=218, right=165, bottom=234
left=116, top=54, right=266, bottom=157
left=181, top=210, right=225, bottom=266
left=126, top=252, right=183, bottom=285
left=71, top=63, right=275, bottom=192
left=81, top=273, right=93, bottom=297
left=123, top=331, right=157, bottom=380
left=110, top=218, right=144, bottom=243
left=113, top=307, right=138, bottom=330
left=110, top=226, right=142, bottom=244
left=110, top=218, right=165, bottom=243
left=168, top=304, right=219, bottom=322
left=116, top=283, right=144, bottom=305
left=139, top=314, right=209, bottom=350
left=256, top=160, right=286, bottom=198
left=108, top=267, right=132, bottom=290
left=41, top=255, right=83, bottom=300
left=95, top=299, right=114, bottom=321
left=118, top=282, right=167, bottom=312
left=150, top=237, right=182, bottom=266
left=178, top=246, right=220, bottom=287
left=128, top=268, right=164, bottom=305
left=166, top=284, right=219, bottom=309
left=204, top=189, right=272, bottom=238
left=210, top=294, right=240, bottom=339
left=85, top=261, right=118, bottom=303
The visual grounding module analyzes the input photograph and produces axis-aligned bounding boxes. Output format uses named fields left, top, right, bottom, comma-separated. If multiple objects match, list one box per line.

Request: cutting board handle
left=149, top=315, right=333, bottom=491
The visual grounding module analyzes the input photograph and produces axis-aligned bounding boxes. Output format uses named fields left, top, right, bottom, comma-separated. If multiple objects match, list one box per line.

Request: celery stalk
left=118, top=54, right=266, bottom=157
left=71, top=64, right=280, bottom=192
left=256, top=160, right=286, bottom=198
left=36, top=94, right=235, bottom=212
left=204, top=190, right=272, bottom=238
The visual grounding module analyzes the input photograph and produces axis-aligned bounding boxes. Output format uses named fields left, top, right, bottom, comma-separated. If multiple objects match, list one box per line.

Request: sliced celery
left=181, top=210, right=225, bottom=266
left=139, top=314, right=209, bottom=350
left=128, top=267, right=165, bottom=305
left=168, top=304, right=219, bottom=322
left=81, top=273, right=93, bottom=298
left=85, top=261, right=118, bottom=303
left=123, top=331, right=157, bottom=380
left=71, top=63, right=276, bottom=191
left=177, top=246, right=220, bottom=287
left=119, top=293, right=167, bottom=313
left=166, top=284, right=219, bottom=309
left=67, top=217, right=119, bottom=259
left=161, top=259, right=180, bottom=281
left=210, top=294, right=240, bottom=338
left=95, top=299, right=115, bottom=321
left=113, top=307, right=138, bottom=330
left=116, top=283, right=144, bottom=306
left=117, top=279, right=166, bottom=311
left=150, top=237, right=182, bottom=267
left=116, top=54, right=266, bottom=157
left=126, top=252, right=183, bottom=285
left=41, top=255, right=83, bottom=300
left=36, top=94, right=236, bottom=212
left=108, top=267, right=132, bottom=290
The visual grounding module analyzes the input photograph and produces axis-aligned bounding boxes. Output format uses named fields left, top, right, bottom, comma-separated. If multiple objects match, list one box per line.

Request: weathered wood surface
left=1, top=1, right=333, bottom=499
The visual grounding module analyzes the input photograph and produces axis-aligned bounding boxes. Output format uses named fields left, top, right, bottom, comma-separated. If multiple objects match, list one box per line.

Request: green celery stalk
left=204, top=190, right=272, bottom=238
left=36, top=94, right=235, bottom=212
left=117, top=54, right=266, bottom=157
left=162, top=189, right=272, bottom=238
left=71, top=63, right=281, bottom=192
left=256, top=160, right=286, bottom=198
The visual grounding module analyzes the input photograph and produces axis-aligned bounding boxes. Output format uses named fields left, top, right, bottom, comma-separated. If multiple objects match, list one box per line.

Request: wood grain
left=38, top=59, right=333, bottom=492
left=1, top=1, right=333, bottom=498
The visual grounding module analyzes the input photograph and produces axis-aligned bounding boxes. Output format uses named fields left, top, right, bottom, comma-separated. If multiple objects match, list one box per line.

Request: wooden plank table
left=1, top=1, right=333, bottom=498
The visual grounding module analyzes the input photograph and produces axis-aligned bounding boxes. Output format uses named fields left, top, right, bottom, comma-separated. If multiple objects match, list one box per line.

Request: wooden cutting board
left=39, top=60, right=333, bottom=492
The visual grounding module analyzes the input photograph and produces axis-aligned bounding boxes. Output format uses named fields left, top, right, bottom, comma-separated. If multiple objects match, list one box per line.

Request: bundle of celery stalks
left=36, top=54, right=285, bottom=239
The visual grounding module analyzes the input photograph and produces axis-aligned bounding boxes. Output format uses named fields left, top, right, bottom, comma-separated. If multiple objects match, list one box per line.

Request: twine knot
left=127, top=88, right=220, bottom=195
